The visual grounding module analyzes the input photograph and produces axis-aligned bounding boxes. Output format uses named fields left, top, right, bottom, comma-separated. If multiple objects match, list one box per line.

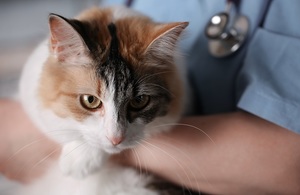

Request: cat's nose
left=108, top=136, right=124, bottom=146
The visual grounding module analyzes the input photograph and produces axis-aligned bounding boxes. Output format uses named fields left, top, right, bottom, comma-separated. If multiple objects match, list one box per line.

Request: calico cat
left=15, top=5, right=189, bottom=195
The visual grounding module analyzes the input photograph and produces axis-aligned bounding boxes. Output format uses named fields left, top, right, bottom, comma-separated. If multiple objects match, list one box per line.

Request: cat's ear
left=145, top=22, right=189, bottom=59
left=48, top=14, right=91, bottom=65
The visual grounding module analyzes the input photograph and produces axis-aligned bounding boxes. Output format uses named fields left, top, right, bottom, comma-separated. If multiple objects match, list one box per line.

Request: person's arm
left=2, top=100, right=300, bottom=193
left=0, top=99, right=60, bottom=183
left=118, top=111, right=300, bottom=194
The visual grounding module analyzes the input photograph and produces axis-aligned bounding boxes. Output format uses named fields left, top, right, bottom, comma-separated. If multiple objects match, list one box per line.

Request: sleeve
left=236, top=0, right=300, bottom=134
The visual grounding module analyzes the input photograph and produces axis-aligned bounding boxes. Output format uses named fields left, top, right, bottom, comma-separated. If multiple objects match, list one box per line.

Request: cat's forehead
left=74, top=7, right=159, bottom=62
left=75, top=13, right=168, bottom=100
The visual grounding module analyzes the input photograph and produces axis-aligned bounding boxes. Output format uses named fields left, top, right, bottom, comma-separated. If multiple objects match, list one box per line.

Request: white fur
left=15, top=6, right=189, bottom=195
left=59, top=140, right=108, bottom=178
left=17, top=40, right=162, bottom=193
left=3, top=161, right=158, bottom=195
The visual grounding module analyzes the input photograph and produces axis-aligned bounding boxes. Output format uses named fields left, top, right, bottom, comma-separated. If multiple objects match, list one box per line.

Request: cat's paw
left=59, top=140, right=107, bottom=179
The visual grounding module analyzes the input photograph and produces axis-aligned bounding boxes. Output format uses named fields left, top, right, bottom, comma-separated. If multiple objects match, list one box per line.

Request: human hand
left=0, top=99, right=60, bottom=183
left=114, top=113, right=300, bottom=194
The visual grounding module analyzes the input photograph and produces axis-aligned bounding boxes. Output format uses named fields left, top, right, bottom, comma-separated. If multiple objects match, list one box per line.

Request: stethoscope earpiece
left=205, top=0, right=249, bottom=58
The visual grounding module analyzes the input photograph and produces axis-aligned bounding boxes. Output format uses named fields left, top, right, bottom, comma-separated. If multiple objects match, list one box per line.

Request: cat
left=12, top=5, right=189, bottom=195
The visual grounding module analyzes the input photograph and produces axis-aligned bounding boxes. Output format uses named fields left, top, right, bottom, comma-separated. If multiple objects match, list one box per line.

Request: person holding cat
left=1, top=0, right=300, bottom=194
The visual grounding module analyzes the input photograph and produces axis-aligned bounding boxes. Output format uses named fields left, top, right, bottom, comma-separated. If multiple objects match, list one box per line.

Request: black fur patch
left=97, top=23, right=171, bottom=127
left=67, top=20, right=172, bottom=126
left=99, top=23, right=135, bottom=126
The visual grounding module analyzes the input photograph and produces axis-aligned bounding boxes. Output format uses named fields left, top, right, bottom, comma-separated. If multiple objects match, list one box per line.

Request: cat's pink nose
left=108, top=136, right=124, bottom=146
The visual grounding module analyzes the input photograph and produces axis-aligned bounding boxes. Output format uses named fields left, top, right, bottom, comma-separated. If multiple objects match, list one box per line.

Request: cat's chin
left=85, top=140, right=131, bottom=154
left=103, top=147, right=123, bottom=154
left=103, top=144, right=133, bottom=154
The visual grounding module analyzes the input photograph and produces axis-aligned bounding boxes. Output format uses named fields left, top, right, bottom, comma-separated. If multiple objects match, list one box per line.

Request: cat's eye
left=129, top=95, right=150, bottom=111
left=80, top=95, right=102, bottom=110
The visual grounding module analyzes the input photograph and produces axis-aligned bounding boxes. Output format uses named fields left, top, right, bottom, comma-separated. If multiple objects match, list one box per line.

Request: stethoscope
left=125, top=0, right=249, bottom=58
left=205, top=0, right=249, bottom=58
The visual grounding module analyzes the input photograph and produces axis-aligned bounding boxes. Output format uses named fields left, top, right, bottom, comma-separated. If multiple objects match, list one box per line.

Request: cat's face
left=38, top=7, right=188, bottom=153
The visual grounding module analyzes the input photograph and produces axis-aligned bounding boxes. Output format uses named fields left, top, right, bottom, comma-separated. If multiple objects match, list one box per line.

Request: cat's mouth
left=103, top=146, right=123, bottom=154
left=87, top=140, right=128, bottom=154
left=83, top=134, right=136, bottom=154
left=103, top=141, right=134, bottom=154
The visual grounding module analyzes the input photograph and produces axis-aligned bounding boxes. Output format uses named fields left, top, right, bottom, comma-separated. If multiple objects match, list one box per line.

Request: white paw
left=59, top=140, right=107, bottom=179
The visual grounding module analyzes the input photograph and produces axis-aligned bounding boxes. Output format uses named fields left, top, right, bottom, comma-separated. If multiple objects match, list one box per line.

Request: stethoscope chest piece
left=205, top=1, right=249, bottom=58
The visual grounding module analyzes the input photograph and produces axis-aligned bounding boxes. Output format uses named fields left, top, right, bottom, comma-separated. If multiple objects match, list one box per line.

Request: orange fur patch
left=114, top=14, right=186, bottom=118
left=38, top=56, right=102, bottom=121
left=38, top=7, right=185, bottom=121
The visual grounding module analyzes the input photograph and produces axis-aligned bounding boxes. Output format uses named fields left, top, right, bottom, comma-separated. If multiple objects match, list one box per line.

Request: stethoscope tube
left=125, top=0, right=133, bottom=7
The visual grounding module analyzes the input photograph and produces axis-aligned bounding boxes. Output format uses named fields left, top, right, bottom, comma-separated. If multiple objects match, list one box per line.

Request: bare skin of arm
left=0, top=99, right=60, bottom=183
left=118, top=112, right=300, bottom=194
left=1, top=99, right=300, bottom=194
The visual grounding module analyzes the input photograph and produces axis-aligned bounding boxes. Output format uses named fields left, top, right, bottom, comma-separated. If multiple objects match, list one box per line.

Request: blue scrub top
left=102, top=0, right=300, bottom=134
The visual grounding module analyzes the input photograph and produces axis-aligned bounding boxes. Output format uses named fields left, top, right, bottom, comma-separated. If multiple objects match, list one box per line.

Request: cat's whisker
left=42, top=128, right=82, bottom=140
left=135, top=140, right=156, bottom=161
left=142, top=83, right=175, bottom=97
left=148, top=123, right=216, bottom=145
left=140, top=140, right=194, bottom=195
left=4, top=137, right=48, bottom=163
left=145, top=122, right=216, bottom=192
left=5, top=129, right=78, bottom=162
left=135, top=140, right=154, bottom=176
left=12, top=146, right=59, bottom=182
left=142, top=140, right=192, bottom=194
left=134, top=70, right=174, bottom=86
left=29, top=147, right=60, bottom=173
left=151, top=134, right=211, bottom=194
left=44, top=128, right=79, bottom=134
left=61, top=141, right=88, bottom=159
left=135, top=71, right=172, bottom=84
left=132, top=147, right=143, bottom=180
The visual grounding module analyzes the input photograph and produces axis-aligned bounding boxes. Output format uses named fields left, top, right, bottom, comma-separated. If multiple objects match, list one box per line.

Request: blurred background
left=0, top=0, right=124, bottom=98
